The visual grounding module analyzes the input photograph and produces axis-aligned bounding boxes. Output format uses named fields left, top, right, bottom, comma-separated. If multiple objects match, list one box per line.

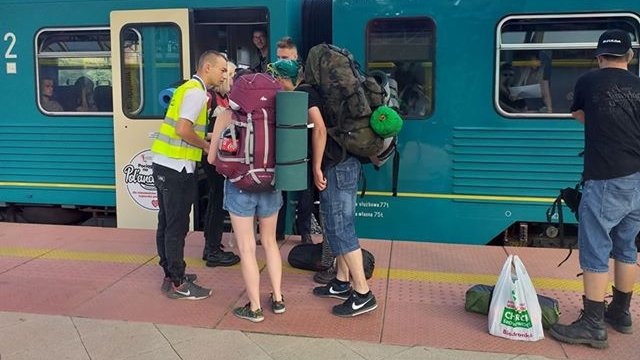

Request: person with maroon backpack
left=207, top=71, right=284, bottom=322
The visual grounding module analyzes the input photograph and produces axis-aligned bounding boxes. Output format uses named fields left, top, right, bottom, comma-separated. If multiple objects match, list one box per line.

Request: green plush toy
left=370, top=105, right=403, bottom=138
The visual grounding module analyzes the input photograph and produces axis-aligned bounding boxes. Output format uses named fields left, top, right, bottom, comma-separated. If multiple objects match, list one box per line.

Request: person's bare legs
left=342, top=249, right=369, bottom=294
left=335, top=255, right=350, bottom=282
left=230, top=214, right=261, bottom=311
left=258, top=212, right=283, bottom=301
left=614, top=261, right=637, bottom=293
left=583, top=271, right=609, bottom=302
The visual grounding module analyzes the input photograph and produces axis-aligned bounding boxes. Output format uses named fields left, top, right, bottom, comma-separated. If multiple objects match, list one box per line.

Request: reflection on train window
left=121, top=24, right=182, bottom=119
left=497, top=15, right=640, bottom=117
left=367, top=17, right=434, bottom=119
left=36, top=28, right=112, bottom=114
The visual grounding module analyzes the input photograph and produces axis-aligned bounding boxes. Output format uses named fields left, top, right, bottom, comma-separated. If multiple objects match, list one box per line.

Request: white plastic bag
left=488, top=255, right=544, bottom=341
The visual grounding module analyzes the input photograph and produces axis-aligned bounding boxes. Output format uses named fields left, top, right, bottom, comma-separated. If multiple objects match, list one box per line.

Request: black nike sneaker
left=332, top=291, right=377, bottom=317
left=312, top=278, right=352, bottom=300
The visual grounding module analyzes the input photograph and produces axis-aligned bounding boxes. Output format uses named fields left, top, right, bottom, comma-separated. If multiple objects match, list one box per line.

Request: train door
left=110, top=7, right=270, bottom=230
left=110, top=9, right=192, bottom=229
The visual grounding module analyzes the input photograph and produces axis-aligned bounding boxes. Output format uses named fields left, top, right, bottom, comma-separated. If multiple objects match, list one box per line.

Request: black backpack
left=546, top=181, right=583, bottom=267
left=287, top=243, right=375, bottom=279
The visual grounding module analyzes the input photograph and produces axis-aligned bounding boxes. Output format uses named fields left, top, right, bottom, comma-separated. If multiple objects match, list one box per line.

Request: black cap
left=595, top=29, right=632, bottom=57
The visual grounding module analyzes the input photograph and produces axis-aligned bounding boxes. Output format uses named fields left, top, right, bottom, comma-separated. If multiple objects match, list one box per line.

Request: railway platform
left=0, top=223, right=638, bottom=360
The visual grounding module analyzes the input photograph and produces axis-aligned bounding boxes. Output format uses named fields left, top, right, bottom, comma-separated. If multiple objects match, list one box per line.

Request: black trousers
left=202, top=160, right=226, bottom=252
left=295, top=188, right=317, bottom=235
left=153, top=163, right=195, bottom=286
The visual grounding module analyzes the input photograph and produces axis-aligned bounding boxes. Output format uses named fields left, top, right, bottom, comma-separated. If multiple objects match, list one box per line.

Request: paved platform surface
left=0, top=223, right=638, bottom=360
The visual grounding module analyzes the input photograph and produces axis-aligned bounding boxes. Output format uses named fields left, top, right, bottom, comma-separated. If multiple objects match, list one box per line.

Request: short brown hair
left=276, top=36, right=296, bottom=50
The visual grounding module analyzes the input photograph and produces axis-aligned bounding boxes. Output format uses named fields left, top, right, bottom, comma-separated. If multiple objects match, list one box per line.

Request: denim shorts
left=578, top=171, right=640, bottom=273
left=223, top=180, right=282, bottom=218
left=319, top=156, right=361, bottom=256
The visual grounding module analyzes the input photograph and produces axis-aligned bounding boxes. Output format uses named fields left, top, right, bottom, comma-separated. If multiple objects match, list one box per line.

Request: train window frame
left=35, top=27, right=113, bottom=116
left=366, top=17, right=435, bottom=120
left=496, top=13, right=640, bottom=118
left=119, top=22, right=183, bottom=119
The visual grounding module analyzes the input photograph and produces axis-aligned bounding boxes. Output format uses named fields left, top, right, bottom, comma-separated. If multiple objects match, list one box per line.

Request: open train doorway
left=111, top=7, right=269, bottom=230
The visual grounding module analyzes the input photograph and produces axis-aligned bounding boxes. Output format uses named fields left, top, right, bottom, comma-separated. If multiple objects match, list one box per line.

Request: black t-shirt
left=571, top=67, right=640, bottom=180
left=296, top=84, right=343, bottom=169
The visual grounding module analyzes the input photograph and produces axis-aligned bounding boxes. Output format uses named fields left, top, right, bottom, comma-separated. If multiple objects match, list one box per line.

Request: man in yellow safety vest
left=151, top=50, right=228, bottom=300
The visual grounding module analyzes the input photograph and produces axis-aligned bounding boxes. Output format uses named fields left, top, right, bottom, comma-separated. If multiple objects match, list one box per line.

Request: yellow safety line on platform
left=0, top=247, right=153, bottom=264
left=6, top=246, right=638, bottom=293
left=388, top=268, right=585, bottom=291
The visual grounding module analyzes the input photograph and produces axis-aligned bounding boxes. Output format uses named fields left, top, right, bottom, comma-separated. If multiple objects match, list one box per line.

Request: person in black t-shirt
left=271, top=59, right=377, bottom=317
left=550, top=29, right=640, bottom=349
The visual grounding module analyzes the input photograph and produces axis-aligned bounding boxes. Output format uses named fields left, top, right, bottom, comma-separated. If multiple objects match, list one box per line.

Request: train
left=0, top=0, right=639, bottom=246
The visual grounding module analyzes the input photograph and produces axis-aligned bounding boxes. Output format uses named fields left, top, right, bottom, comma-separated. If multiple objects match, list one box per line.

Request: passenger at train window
left=395, top=62, right=430, bottom=117
left=251, top=27, right=269, bottom=73
left=74, top=76, right=98, bottom=112
left=399, top=83, right=429, bottom=117
left=512, top=51, right=553, bottom=113
left=39, top=77, right=64, bottom=112
left=498, top=63, right=526, bottom=113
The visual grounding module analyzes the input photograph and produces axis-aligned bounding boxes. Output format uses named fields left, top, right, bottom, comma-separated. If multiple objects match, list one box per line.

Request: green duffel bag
left=464, top=284, right=561, bottom=329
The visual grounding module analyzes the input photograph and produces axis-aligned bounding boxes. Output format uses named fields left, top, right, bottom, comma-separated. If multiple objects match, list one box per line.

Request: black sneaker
left=270, top=293, right=286, bottom=314
left=161, top=273, right=197, bottom=294
left=233, top=303, right=265, bottom=323
left=206, top=250, right=240, bottom=267
left=312, top=278, right=352, bottom=300
left=332, top=291, right=377, bottom=317
left=167, top=279, right=212, bottom=300
left=313, top=266, right=336, bottom=284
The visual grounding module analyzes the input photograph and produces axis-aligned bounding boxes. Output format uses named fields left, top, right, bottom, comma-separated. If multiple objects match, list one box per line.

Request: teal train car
left=0, top=0, right=638, bottom=245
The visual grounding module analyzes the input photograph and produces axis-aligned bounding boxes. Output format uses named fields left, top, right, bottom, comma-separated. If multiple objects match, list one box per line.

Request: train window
left=120, top=24, right=182, bottom=119
left=497, top=14, right=640, bottom=117
left=36, top=28, right=112, bottom=115
left=367, top=18, right=435, bottom=119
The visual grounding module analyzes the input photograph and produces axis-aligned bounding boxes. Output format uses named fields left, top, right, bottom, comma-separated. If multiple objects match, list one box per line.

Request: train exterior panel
left=330, top=0, right=639, bottom=243
left=0, top=0, right=638, bottom=244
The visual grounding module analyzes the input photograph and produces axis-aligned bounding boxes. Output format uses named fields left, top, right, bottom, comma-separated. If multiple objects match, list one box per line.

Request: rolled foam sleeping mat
left=158, top=87, right=175, bottom=109
left=275, top=90, right=309, bottom=191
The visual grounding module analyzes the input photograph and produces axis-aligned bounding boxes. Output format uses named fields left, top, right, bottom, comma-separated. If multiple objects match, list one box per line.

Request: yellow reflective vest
left=151, top=79, right=207, bottom=161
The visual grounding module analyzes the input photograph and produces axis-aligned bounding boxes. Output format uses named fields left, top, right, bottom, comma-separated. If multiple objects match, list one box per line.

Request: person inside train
left=512, top=50, right=553, bottom=113
left=201, top=60, right=241, bottom=268
left=74, top=76, right=98, bottom=112
left=39, top=77, right=64, bottom=112
left=498, top=62, right=526, bottom=113
left=251, top=27, right=269, bottom=73
left=395, top=63, right=429, bottom=117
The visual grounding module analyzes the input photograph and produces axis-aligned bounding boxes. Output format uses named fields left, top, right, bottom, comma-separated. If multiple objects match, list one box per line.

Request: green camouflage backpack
left=305, top=44, right=386, bottom=158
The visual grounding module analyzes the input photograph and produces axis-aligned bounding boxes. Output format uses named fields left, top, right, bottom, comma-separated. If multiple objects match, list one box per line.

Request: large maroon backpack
left=214, top=73, right=282, bottom=192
